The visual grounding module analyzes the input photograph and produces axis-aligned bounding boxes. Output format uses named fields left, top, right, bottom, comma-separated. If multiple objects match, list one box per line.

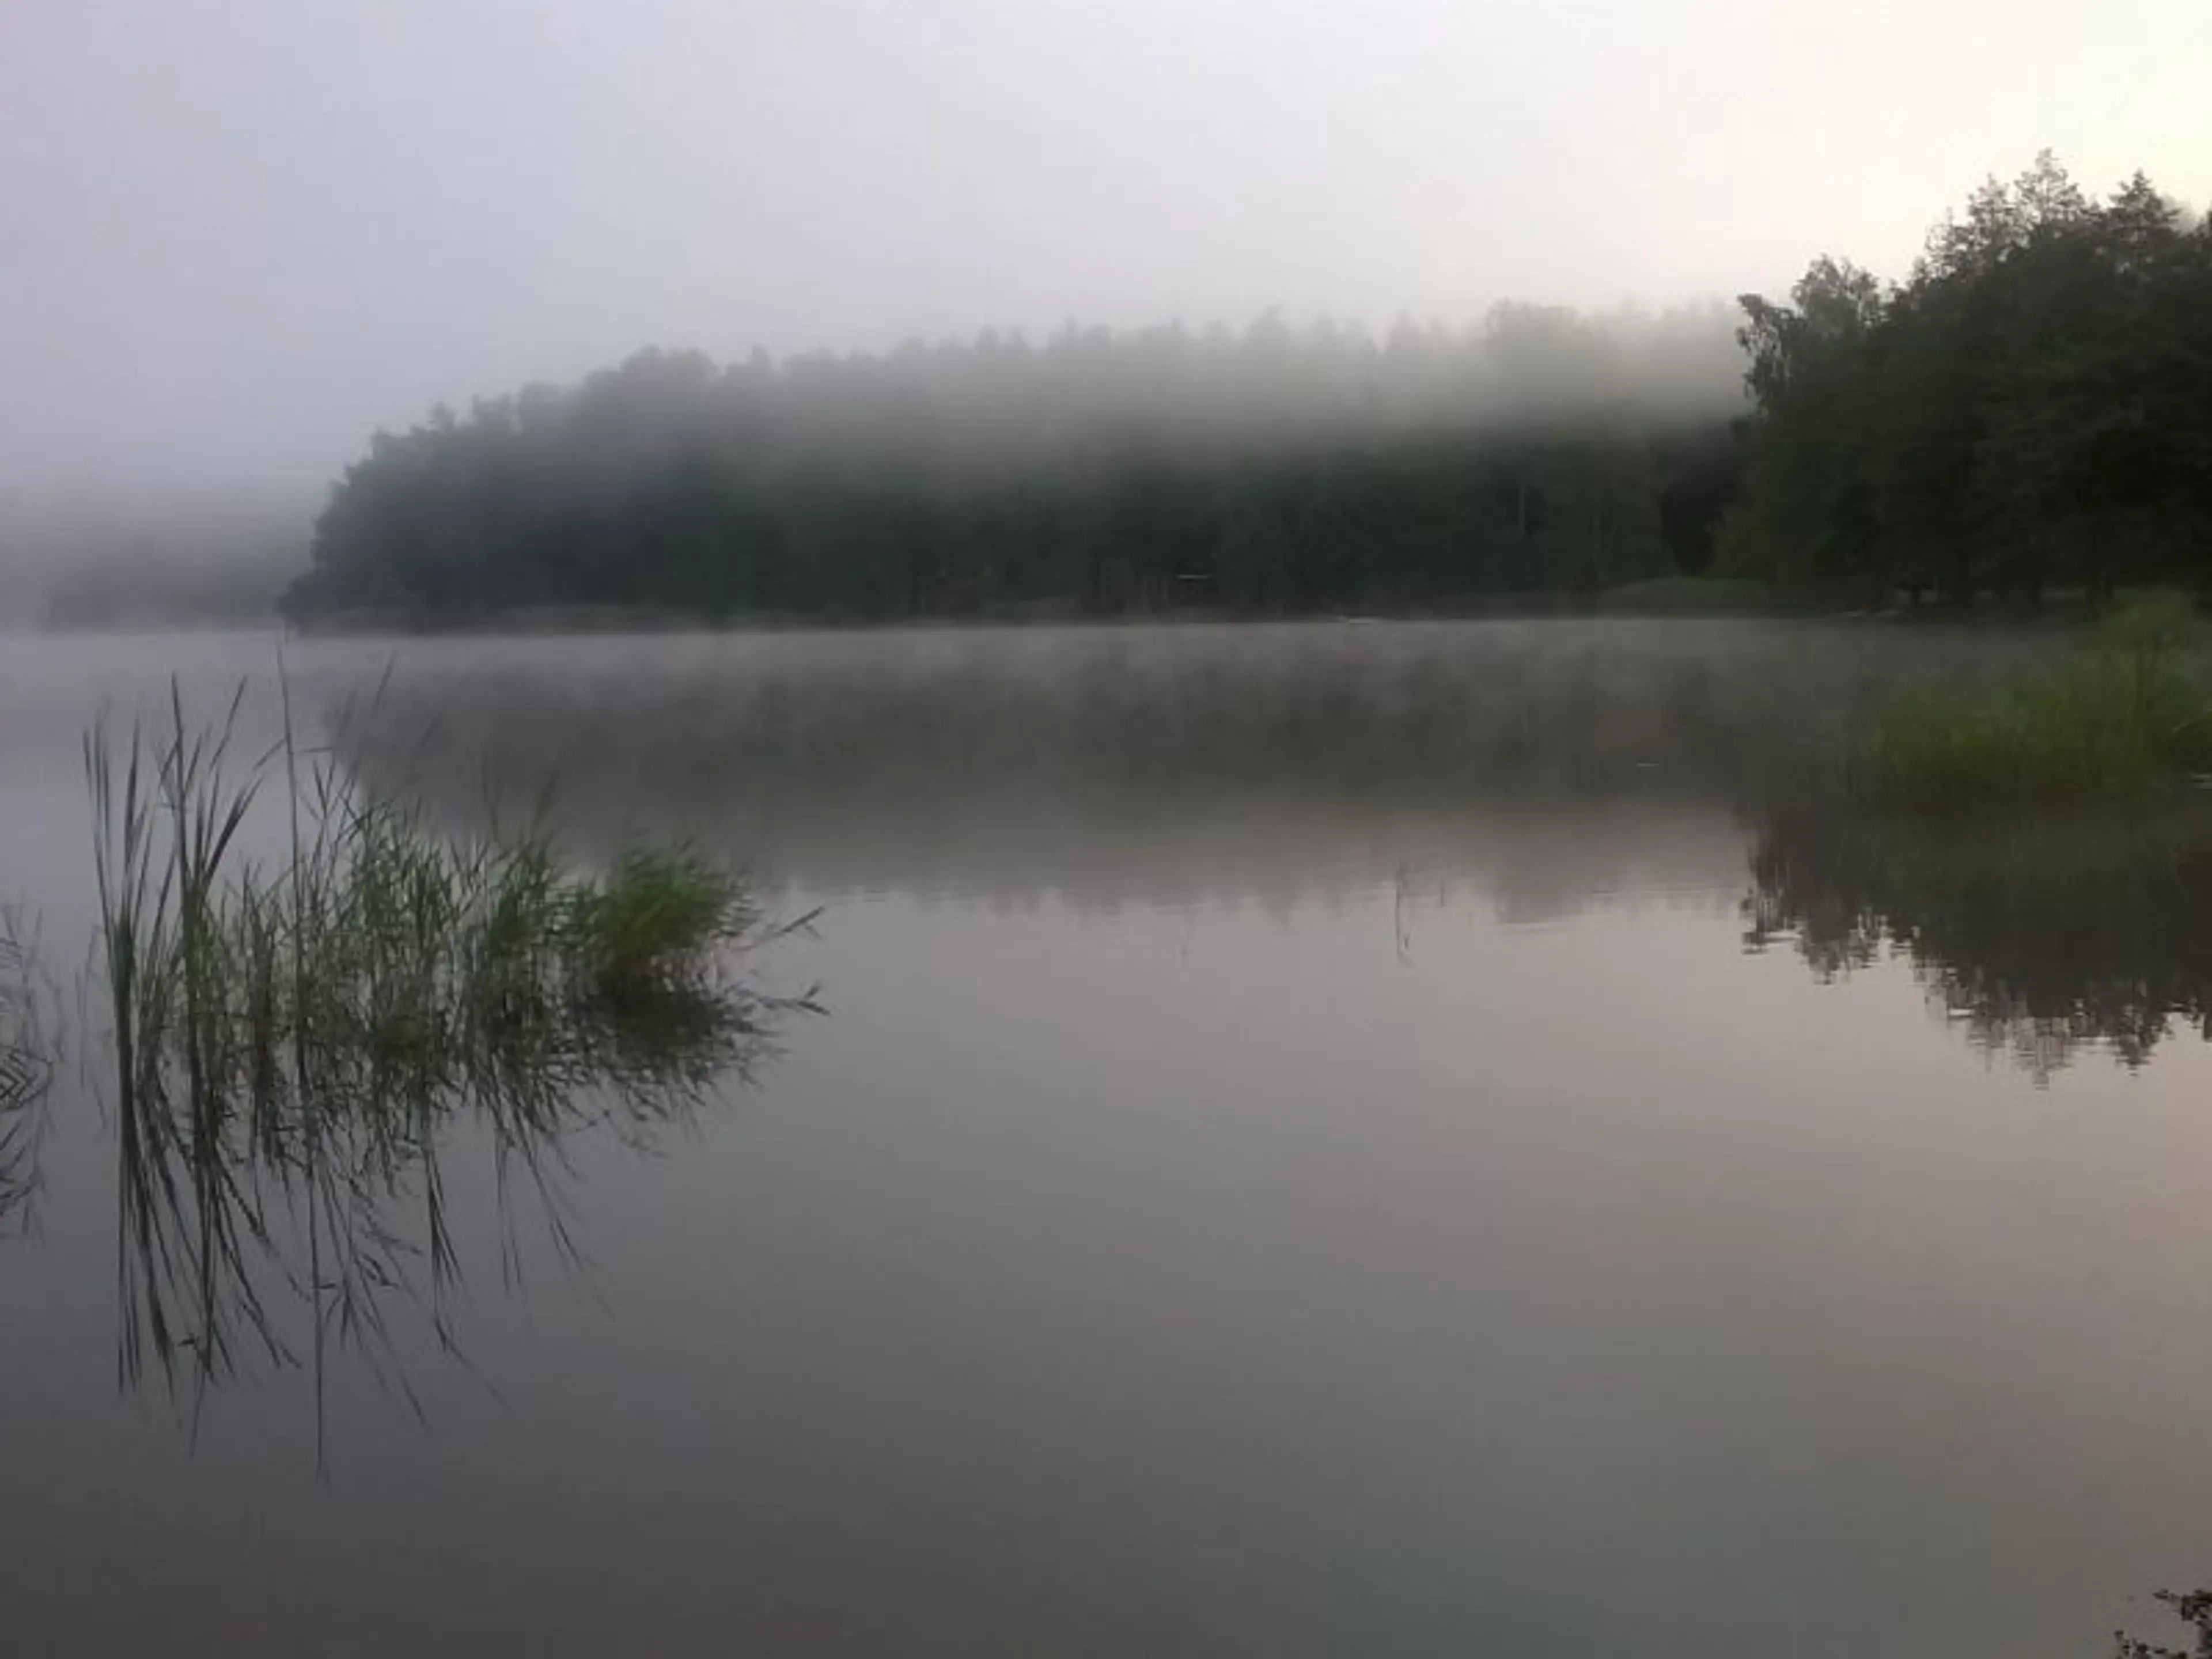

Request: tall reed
left=83, top=673, right=815, bottom=1437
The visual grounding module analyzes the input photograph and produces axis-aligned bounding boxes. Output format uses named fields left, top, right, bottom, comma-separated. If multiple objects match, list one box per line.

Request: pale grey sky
left=3, top=0, right=2207, bottom=488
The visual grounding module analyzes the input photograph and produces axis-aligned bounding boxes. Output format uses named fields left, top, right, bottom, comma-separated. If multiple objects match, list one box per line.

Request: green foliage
left=82, top=680, right=814, bottom=1407
left=1730, top=155, right=2212, bottom=604
left=2096, top=584, right=2199, bottom=656
left=281, top=312, right=1749, bottom=624
left=266, top=156, right=2212, bottom=625
left=560, top=848, right=756, bottom=1006
left=88, top=718, right=775, bottom=1121
left=1853, top=593, right=2212, bottom=806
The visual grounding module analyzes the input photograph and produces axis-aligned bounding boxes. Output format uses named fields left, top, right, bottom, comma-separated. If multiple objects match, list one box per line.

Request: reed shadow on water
left=10, top=624, right=2212, bottom=1649
left=75, top=666, right=820, bottom=1470
left=0, top=906, right=55, bottom=1241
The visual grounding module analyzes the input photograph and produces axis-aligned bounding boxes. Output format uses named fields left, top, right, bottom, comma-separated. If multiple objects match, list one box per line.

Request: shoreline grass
left=1852, top=591, right=2212, bottom=809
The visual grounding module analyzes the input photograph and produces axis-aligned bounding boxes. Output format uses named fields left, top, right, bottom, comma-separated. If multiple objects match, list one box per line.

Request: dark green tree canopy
left=1722, top=155, right=2212, bottom=604
left=284, top=308, right=1747, bottom=624
left=285, top=158, right=2210, bottom=626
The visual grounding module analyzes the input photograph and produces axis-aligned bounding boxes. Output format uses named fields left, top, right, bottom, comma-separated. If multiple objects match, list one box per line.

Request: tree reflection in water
left=1747, top=804, right=2212, bottom=1081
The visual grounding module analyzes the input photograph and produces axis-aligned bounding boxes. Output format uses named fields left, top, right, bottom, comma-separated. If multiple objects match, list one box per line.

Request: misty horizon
left=4, top=169, right=2198, bottom=502
left=10, top=0, right=2209, bottom=491
left=9, top=5, right=2212, bottom=1646
left=3, top=294, right=1762, bottom=501
left=3, top=296, right=1750, bottom=624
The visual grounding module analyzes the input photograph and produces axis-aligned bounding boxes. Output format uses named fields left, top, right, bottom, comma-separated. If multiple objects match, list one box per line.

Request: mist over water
left=0, top=482, right=310, bottom=629
left=331, top=619, right=2048, bottom=902
left=0, top=622, right=2210, bottom=1654
left=10, top=0, right=2212, bottom=1648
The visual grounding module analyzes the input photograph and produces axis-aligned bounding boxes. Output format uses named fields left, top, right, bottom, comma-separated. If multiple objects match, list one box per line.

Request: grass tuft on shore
left=1854, top=591, right=2212, bottom=809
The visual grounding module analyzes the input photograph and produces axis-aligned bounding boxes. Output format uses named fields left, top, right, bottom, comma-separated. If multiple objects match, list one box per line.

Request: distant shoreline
left=10, top=579, right=2132, bottom=639
left=282, top=579, right=1813, bottom=637
left=278, top=582, right=2132, bottom=637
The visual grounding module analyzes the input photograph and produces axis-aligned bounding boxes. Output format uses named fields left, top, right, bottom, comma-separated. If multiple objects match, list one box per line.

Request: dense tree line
left=1722, top=155, right=2212, bottom=605
left=283, top=156, right=2210, bottom=625
left=283, top=308, right=1747, bottom=622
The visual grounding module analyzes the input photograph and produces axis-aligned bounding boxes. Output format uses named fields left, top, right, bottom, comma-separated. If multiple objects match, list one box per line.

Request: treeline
left=283, top=308, right=1747, bottom=622
left=284, top=155, right=2212, bottom=626
left=1722, top=154, right=2212, bottom=604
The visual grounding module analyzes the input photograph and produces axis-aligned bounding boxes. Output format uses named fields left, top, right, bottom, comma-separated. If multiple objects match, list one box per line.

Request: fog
left=8, top=0, right=2209, bottom=494
left=13, top=10, right=2212, bottom=1649
left=0, top=480, right=310, bottom=628
left=496, top=304, right=1751, bottom=464
left=324, top=619, right=2054, bottom=907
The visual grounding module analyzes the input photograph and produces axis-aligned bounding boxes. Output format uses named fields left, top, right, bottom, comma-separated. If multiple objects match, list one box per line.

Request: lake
left=2, top=620, right=2208, bottom=1656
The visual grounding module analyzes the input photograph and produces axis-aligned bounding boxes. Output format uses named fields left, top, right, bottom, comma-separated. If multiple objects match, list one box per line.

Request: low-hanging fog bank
left=325, top=618, right=2054, bottom=908
left=287, top=304, right=1749, bottom=624
left=0, top=482, right=312, bottom=630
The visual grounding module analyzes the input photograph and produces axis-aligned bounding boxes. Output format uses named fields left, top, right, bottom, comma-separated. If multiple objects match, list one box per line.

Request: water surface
left=2, top=621, right=2206, bottom=1657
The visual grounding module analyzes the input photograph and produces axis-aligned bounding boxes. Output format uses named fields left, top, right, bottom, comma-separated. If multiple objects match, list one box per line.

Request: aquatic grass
left=86, top=695, right=291, bottom=1400
left=88, top=734, right=775, bottom=1123
left=561, top=846, right=757, bottom=1005
left=1853, top=592, right=2212, bottom=809
left=82, top=676, right=816, bottom=1431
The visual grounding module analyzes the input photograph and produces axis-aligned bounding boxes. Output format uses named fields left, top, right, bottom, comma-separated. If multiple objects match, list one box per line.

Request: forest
left=282, top=156, right=2212, bottom=626
left=1724, top=154, right=2212, bottom=607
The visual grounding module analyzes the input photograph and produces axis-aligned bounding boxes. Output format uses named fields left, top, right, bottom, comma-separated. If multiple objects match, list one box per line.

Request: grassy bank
left=1853, top=593, right=2212, bottom=809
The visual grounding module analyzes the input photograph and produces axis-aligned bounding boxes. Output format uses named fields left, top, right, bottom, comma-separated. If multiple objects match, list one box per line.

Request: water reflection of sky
left=0, top=622, right=2206, bottom=1657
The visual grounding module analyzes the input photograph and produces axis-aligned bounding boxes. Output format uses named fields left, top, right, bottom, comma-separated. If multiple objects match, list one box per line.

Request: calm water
left=2, top=621, right=2209, bottom=1656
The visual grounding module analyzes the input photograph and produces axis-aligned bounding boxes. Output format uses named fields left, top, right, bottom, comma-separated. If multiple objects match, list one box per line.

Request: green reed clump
left=1854, top=592, right=2212, bottom=809
left=84, top=680, right=813, bottom=1411
left=562, top=848, right=755, bottom=1001
left=88, top=707, right=774, bottom=1124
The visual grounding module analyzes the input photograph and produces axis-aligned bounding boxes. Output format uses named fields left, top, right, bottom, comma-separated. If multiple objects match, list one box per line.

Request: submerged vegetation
left=77, top=679, right=815, bottom=1434
left=1853, top=592, right=2212, bottom=808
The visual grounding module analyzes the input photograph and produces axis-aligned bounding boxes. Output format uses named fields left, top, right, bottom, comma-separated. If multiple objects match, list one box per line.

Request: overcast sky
left=4, top=0, right=2207, bottom=489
